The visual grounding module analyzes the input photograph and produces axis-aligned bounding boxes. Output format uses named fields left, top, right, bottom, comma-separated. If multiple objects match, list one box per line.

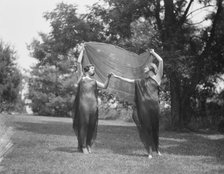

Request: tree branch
left=185, top=19, right=208, bottom=26
left=186, top=5, right=215, bottom=18
left=155, top=0, right=162, bottom=30
left=201, top=0, right=223, bottom=56
left=178, top=0, right=194, bottom=26
left=191, top=0, right=224, bottom=89
left=216, top=75, right=224, bottom=81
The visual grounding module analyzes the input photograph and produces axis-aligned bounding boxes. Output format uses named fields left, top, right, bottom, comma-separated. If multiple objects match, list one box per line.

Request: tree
left=0, top=40, right=22, bottom=112
left=86, top=0, right=224, bottom=128
left=28, top=33, right=78, bottom=116
left=27, top=3, right=102, bottom=116
left=28, top=0, right=224, bottom=126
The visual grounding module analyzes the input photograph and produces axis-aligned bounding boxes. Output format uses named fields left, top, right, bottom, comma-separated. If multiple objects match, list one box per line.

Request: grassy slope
left=1, top=114, right=224, bottom=174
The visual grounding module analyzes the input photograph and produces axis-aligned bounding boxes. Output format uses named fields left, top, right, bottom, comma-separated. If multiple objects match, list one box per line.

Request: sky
left=0, top=0, right=98, bottom=71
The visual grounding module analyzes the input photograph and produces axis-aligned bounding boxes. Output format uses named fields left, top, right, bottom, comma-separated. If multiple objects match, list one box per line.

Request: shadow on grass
left=13, top=121, right=224, bottom=161
left=97, top=125, right=224, bottom=161
left=159, top=131, right=224, bottom=159
left=14, top=121, right=74, bottom=136
left=53, top=146, right=78, bottom=153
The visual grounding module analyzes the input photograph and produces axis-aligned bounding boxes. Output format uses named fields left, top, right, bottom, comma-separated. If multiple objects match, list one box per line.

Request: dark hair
left=83, top=64, right=94, bottom=72
left=148, top=63, right=157, bottom=74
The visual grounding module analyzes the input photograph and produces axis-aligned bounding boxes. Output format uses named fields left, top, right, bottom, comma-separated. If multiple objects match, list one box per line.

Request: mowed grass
left=1, top=114, right=224, bottom=174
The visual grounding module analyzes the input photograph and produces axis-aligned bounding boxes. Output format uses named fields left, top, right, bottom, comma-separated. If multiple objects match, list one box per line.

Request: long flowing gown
left=133, top=77, right=160, bottom=153
left=72, top=77, right=98, bottom=149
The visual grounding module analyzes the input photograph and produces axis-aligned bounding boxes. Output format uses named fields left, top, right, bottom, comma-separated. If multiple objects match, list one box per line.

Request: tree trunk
left=181, top=93, right=193, bottom=126
left=169, top=72, right=182, bottom=128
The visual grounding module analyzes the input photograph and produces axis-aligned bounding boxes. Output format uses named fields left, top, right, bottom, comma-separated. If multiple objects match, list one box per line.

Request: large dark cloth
left=133, top=77, right=160, bottom=153
left=73, top=77, right=98, bottom=149
left=81, top=42, right=153, bottom=102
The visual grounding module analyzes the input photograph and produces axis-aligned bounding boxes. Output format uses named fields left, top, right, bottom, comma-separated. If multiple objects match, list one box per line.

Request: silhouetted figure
left=112, top=49, right=163, bottom=159
left=73, top=64, right=112, bottom=154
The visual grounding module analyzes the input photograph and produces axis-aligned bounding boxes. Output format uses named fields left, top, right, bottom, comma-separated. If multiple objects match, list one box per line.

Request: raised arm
left=112, top=73, right=135, bottom=83
left=74, top=66, right=83, bottom=88
left=77, top=46, right=84, bottom=76
left=150, top=49, right=163, bottom=83
left=97, top=73, right=112, bottom=89
left=74, top=47, right=84, bottom=88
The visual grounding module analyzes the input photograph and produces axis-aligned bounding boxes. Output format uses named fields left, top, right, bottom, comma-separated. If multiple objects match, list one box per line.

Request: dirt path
left=1, top=114, right=224, bottom=174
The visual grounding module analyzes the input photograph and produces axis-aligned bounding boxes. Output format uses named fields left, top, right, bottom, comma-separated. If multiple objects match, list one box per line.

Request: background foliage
left=0, top=40, right=23, bottom=112
left=27, top=0, right=224, bottom=130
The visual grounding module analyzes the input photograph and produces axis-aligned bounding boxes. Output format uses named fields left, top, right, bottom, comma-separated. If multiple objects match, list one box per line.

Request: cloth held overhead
left=80, top=42, right=152, bottom=102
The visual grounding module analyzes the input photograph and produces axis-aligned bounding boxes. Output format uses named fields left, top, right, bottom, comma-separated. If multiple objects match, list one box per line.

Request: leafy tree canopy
left=0, top=40, right=22, bottom=112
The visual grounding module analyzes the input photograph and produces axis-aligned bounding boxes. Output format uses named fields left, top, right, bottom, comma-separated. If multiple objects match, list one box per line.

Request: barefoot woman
left=73, top=64, right=112, bottom=154
left=112, top=49, right=163, bottom=158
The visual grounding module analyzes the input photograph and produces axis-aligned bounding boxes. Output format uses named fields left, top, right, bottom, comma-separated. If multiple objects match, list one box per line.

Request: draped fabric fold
left=133, top=78, right=160, bottom=153
left=81, top=42, right=152, bottom=102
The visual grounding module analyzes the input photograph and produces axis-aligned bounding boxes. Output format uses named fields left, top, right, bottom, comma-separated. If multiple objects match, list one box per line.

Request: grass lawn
left=0, top=114, right=224, bottom=174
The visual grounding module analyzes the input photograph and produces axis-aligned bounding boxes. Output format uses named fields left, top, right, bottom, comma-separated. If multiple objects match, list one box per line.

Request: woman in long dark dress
left=73, top=64, right=112, bottom=154
left=112, top=49, right=163, bottom=159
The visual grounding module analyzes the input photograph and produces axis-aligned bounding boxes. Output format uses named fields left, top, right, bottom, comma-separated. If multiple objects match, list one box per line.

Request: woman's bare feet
left=82, top=148, right=89, bottom=154
left=148, top=147, right=153, bottom=159
left=148, top=154, right=153, bottom=159
left=87, top=145, right=92, bottom=153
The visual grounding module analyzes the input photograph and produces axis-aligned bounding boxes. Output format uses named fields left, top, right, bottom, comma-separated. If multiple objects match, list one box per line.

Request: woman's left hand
left=107, top=73, right=112, bottom=78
